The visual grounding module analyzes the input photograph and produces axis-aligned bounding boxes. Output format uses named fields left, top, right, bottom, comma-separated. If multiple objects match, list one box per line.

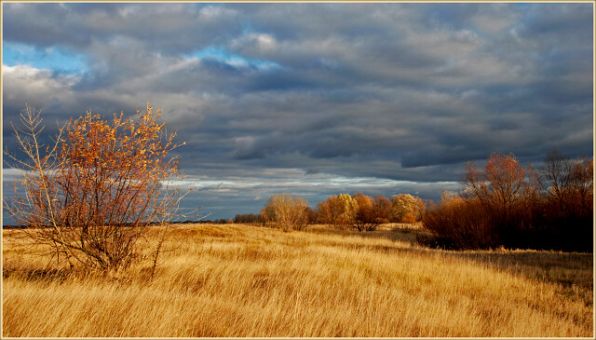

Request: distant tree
left=316, top=197, right=337, bottom=225
left=260, top=194, right=310, bottom=231
left=336, top=193, right=358, bottom=227
left=391, top=194, right=425, bottom=223
left=544, top=151, right=593, bottom=215
left=540, top=152, right=593, bottom=250
left=466, top=153, right=528, bottom=211
left=372, top=195, right=392, bottom=223
left=316, top=194, right=357, bottom=228
left=352, top=193, right=377, bottom=231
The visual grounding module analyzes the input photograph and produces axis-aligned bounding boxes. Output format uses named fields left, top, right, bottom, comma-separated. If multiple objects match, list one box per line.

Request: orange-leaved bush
left=422, top=152, right=593, bottom=251
left=5, top=104, right=181, bottom=272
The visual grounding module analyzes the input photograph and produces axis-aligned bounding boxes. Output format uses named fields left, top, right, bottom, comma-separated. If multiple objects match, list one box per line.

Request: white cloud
left=198, top=5, right=238, bottom=20
left=2, top=64, right=79, bottom=111
left=162, top=168, right=461, bottom=194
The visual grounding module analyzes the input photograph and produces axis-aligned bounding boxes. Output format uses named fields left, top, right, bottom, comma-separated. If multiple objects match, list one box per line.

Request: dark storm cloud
left=4, top=3, right=244, bottom=52
left=2, top=3, right=593, bottom=219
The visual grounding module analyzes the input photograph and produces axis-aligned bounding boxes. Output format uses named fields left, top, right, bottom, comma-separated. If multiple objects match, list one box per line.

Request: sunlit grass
left=3, top=223, right=593, bottom=337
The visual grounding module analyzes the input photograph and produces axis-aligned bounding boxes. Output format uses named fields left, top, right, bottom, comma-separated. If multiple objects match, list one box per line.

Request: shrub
left=421, top=152, right=593, bottom=251
left=352, top=193, right=377, bottom=231
left=316, top=193, right=358, bottom=229
left=5, top=105, right=180, bottom=272
left=372, top=195, right=392, bottom=224
left=352, top=194, right=394, bottom=231
left=260, top=194, right=310, bottom=231
left=422, top=194, right=495, bottom=249
left=391, top=194, right=424, bottom=223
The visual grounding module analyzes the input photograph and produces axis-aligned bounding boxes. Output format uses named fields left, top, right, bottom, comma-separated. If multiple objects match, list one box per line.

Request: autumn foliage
left=316, top=194, right=359, bottom=229
left=6, top=105, right=179, bottom=271
left=422, top=153, right=593, bottom=251
left=312, top=192, right=423, bottom=231
left=391, top=194, right=425, bottom=223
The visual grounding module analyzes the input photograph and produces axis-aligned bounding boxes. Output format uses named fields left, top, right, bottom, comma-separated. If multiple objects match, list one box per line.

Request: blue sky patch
left=3, top=41, right=88, bottom=74
left=188, top=46, right=280, bottom=71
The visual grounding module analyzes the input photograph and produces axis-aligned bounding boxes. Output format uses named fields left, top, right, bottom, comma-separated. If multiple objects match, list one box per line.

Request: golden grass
left=2, top=223, right=593, bottom=337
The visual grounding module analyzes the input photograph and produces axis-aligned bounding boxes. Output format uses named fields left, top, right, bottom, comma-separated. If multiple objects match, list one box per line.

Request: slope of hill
left=2, top=224, right=592, bottom=337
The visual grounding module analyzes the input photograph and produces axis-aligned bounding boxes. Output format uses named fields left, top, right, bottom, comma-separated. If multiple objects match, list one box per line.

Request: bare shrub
left=260, top=194, right=310, bottom=231
left=544, top=152, right=593, bottom=215
left=5, top=105, right=180, bottom=272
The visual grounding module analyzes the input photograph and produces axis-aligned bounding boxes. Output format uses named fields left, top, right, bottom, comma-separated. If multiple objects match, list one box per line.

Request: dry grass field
left=2, top=223, right=593, bottom=337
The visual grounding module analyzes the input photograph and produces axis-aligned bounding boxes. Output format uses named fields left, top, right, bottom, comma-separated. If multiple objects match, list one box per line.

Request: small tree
left=336, top=193, right=358, bottom=227
left=5, top=105, right=180, bottom=272
left=391, top=194, right=424, bottom=223
left=544, top=151, right=593, bottom=215
left=260, top=194, right=310, bottom=231
left=316, top=196, right=338, bottom=225
left=372, top=195, right=392, bottom=224
left=351, top=193, right=395, bottom=231
left=352, top=193, right=377, bottom=231
left=316, top=194, right=359, bottom=229
left=466, top=153, right=527, bottom=211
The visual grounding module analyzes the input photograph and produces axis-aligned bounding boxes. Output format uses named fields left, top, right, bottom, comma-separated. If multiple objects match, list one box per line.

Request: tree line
left=423, top=152, right=592, bottom=251
left=237, top=152, right=592, bottom=252
left=233, top=192, right=425, bottom=232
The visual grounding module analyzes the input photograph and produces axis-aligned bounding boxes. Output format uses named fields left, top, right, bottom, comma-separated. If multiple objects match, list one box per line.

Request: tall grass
left=3, top=224, right=593, bottom=337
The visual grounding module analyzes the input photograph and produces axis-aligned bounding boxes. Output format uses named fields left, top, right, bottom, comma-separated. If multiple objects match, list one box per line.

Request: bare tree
left=466, top=153, right=529, bottom=211
left=260, top=194, right=310, bottom=231
left=544, top=151, right=593, bottom=216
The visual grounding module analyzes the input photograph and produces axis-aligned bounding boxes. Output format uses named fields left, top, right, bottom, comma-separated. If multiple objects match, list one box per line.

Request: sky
left=2, top=3, right=594, bottom=222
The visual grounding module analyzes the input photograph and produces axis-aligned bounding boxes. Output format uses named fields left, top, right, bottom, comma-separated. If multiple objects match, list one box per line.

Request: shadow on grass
left=441, top=249, right=593, bottom=308
left=306, top=224, right=593, bottom=305
left=305, top=223, right=429, bottom=244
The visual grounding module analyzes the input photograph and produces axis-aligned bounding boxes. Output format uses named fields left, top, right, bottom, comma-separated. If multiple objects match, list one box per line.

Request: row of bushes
left=241, top=192, right=425, bottom=232
left=422, top=153, right=592, bottom=251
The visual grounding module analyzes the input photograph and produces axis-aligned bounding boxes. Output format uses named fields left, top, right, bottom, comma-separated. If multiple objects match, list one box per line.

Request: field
left=2, top=223, right=593, bottom=337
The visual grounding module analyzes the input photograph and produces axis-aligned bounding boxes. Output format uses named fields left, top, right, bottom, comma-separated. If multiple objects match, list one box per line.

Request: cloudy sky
left=2, top=3, right=593, bottom=221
